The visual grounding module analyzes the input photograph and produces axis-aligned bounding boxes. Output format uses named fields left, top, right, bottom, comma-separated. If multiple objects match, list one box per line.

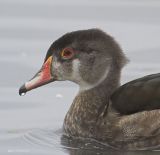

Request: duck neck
left=64, top=65, right=121, bottom=137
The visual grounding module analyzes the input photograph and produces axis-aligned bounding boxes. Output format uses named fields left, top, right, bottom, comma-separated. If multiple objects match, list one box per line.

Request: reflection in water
left=6, top=127, right=158, bottom=155
left=61, top=134, right=160, bottom=155
left=61, top=134, right=113, bottom=155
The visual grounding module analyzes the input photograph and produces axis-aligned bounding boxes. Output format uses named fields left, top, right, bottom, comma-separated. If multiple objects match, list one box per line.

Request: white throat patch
left=72, top=59, right=110, bottom=92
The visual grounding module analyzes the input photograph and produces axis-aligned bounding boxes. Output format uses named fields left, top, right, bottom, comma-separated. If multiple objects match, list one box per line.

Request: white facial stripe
left=72, top=59, right=89, bottom=86
left=72, top=59, right=80, bottom=80
left=72, top=59, right=110, bottom=92
left=93, top=64, right=110, bottom=88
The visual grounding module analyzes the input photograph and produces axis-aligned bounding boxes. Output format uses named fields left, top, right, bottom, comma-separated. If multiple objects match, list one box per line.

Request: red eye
left=61, top=48, right=74, bottom=59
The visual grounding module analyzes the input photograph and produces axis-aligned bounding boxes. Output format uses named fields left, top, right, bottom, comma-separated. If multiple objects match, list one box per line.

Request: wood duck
left=19, top=29, right=160, bottom=150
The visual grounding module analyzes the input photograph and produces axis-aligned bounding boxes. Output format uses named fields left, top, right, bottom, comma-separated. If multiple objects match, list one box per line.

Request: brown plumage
left=19, top=29, right=160, bottom=150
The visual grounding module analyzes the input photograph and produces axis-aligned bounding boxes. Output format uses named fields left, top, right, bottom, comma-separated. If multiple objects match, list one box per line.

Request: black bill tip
left=19, top=84, right=27, bottom=96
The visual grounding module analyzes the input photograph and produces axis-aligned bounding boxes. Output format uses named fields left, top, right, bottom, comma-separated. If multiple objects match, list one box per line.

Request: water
left=0, top=0, right=160, bottom=154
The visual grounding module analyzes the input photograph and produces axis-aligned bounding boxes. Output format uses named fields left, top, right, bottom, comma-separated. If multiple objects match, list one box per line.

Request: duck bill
left=19, top=56, right=55, bottom=95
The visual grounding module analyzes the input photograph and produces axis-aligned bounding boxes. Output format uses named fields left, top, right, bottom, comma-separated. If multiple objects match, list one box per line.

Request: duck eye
left=61, top=48, right=74, bottom=59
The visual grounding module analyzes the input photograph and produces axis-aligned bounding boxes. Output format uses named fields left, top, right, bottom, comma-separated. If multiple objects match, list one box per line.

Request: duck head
left=19, top=29, right=127, bottom=95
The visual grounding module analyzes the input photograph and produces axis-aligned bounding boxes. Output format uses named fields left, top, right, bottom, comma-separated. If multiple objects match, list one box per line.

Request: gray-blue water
left=0, top=0, right=160, bottom=154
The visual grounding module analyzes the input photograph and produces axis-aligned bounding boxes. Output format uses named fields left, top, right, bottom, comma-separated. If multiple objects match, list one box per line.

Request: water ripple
left=23, top=128, right=61, bottom=148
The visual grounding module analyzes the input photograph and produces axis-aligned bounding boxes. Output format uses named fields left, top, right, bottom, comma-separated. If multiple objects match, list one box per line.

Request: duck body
left=64, top=73, right=160, bottom=150
left=19, top=29, right=160, bottom=150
